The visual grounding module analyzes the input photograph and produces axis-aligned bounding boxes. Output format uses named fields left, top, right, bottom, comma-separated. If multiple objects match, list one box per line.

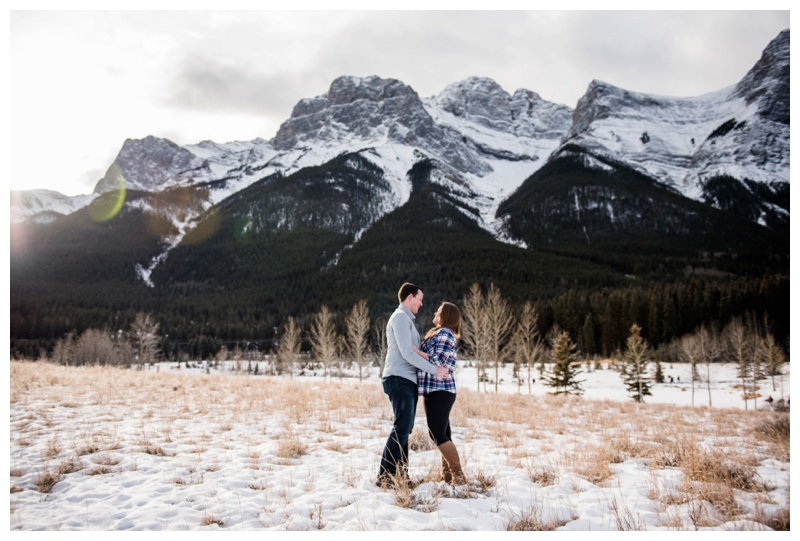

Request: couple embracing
left=377, top=282, right=466, bottom=488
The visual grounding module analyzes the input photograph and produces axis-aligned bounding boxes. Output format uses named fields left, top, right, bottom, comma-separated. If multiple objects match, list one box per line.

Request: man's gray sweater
left=382, top=305, right=438, bottom=383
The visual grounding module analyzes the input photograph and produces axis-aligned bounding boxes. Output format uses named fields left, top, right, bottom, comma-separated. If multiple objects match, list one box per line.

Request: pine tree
left=545, top=331, right=584, bottom=395
left=654, top=359, right=664, bottom=384
left=763, top=333, right=786, bottom=394
left=621, top=324, right=652, bottom=402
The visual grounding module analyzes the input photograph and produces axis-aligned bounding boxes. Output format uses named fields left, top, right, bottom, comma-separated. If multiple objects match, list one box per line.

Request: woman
left=412, top=301, right=466, bottom=485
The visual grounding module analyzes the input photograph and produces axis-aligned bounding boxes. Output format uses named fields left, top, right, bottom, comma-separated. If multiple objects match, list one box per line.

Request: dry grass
left=200, top=512, right=225, bottom=527
left=9, top=361, right=790, bottom=530
left=33, top=468, right=61, bottom=493
left=527, top=465, right=558, bottom=486
left=754, top=412, right=790, bottom=461
left=409, top=426, right=436, bottom=452
left=276, top=431, right=309, bottom=459
left=85, top=465, right=114, bottom=476
left=93, top=453, right=122, bottom=467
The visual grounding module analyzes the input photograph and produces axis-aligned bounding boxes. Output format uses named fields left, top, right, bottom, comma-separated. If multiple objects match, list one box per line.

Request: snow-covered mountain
left=7, top=73, right=573, bottom=229
left=555, top=29, right=789, bottom=203
left=10, top=30, right=789, bottom=288
left=15, top=30, right=788, bottom=216
left=10, top=189, right=97, bottom=224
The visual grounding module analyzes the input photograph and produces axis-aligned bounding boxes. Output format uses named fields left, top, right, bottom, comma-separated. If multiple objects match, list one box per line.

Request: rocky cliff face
left=274, top=75, right=494, bottom=177
left=93, top=136, right=211, bottom=194
left=733, top=29, right=790, bottom=124
left=431, top=76, right=573, bottom=139
left=273, top=76, right=435, bottom=149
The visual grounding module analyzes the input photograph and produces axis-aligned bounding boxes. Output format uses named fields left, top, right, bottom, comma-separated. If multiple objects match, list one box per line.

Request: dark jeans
left=423, top=391, right=456, bottom=445
left=378, top=375, right=418, bottom=478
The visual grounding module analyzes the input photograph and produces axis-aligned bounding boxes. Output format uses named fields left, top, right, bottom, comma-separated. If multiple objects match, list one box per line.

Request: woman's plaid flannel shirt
left=417, top=327, right=457, bottom=395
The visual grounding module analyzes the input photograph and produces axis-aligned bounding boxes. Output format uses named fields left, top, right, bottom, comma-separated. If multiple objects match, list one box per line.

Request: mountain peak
left=733, top=29, right=789, bottom=124
left=430, top=76, right=573, bottom=140
left=433, top=77, right=514, bottom=130
left=272, top=75, right=429, bottom=150
left=94, top=136, right=209, bottom=194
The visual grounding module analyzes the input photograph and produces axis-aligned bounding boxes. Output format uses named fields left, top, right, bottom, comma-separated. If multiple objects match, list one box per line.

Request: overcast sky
left=8, top=8, right=790, bottom=195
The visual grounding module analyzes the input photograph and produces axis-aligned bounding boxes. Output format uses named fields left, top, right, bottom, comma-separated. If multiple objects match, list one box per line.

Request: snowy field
left=8, top=360, right=790, bottom=531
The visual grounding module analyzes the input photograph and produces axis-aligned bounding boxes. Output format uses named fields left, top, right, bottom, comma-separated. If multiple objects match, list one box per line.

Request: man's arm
left=391, top=315, right=440, bottom=375
left=412, top=345, right=450, bottom=378
left=424, top=331, right=457, bottom=370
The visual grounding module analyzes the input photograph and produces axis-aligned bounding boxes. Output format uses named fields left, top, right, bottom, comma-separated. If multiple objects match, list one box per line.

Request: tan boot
left=438, top=441, right=466, bottom=485
left=441, top=454, right=452, bottom=484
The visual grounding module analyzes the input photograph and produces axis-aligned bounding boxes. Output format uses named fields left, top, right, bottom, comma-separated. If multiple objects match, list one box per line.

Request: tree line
left=12, top=273, right=788, bottom=366
left=37, top=283, right=788, bottom=408
left=47, top=312, right=162, bottom=368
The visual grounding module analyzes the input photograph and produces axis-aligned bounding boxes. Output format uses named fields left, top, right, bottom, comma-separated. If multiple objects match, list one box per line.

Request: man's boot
left=438, top=441, right=466, bottom=484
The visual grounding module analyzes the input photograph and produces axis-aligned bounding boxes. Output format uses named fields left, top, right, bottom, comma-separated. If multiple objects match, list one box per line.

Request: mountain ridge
left=9, top=30, right=790, bottom=359
left=12, top=31, right=788, bottom=230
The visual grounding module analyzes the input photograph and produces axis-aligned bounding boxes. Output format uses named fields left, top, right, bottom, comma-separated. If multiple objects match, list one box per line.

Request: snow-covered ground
left=159, top=358, right=790, bottom=410
left=8, top=361, right=790, bottom=531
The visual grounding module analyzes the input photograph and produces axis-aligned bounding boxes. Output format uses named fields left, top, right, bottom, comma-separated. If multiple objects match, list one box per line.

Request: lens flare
left=89, top=166, right=126, bottom=222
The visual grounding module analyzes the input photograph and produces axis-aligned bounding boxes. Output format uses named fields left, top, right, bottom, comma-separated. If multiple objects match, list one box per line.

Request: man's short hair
left=398, top=282, right=422, bottom=303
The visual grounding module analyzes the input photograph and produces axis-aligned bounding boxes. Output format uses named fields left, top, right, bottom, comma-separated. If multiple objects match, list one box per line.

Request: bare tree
left=73, top=328, right=117, bottom=366
left=130, top=312, right=161, bottom=368
left=461, top=283, right=489, bottom=391
left=484, top=284, right=515, bottom=393
left=750, top=322, right=768, bottom=410
left=276, top=316, right=302, bottom=377
left=373, top=317, right=388, bottom=377
left=114, top=333, right=136, bottom=367
left=722, top=316, right=754, bottom=409
left=679, top=333, right=702, bottom=407
left=51, top=331, right=76, bottom=365
left=509, top=301, right=543, bottom=394
left=695, top=325, right=720, bottom=408
left=309, top=305, right=339, bottom=379
left=345, top=299, right=371, bottom=381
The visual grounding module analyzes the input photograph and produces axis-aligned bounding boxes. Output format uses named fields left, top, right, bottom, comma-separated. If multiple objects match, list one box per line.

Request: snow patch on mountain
left=559, top=30, right=789, bottom=201
left=10, top=190, right=97, bottom=223
left=560, top=82, right=765, bottom=200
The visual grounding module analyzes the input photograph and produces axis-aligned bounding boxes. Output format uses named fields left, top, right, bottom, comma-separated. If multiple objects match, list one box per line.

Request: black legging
left=423, top=391, right=457, bottom=445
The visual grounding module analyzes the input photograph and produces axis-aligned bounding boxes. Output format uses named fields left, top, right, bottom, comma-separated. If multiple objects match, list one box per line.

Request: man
left=377, top=282, right=448, bottom=487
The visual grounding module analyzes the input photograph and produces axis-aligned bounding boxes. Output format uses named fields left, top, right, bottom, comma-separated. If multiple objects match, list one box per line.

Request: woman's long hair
left=424, top=302, right=462, bottom=340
